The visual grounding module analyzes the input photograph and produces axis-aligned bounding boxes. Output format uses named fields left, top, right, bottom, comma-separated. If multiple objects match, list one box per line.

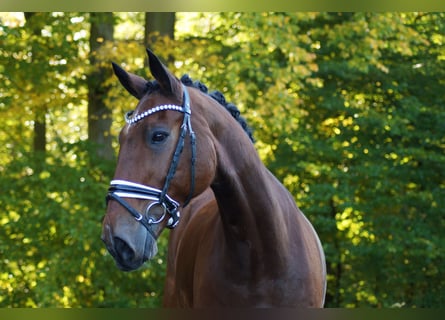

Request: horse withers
left=101, top=49, right=327, bottom=307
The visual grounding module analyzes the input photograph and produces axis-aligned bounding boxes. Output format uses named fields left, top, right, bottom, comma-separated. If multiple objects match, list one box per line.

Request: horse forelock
left=144, top=80, right=160, bottom=95
left=139, top=74, right=254, bottom=142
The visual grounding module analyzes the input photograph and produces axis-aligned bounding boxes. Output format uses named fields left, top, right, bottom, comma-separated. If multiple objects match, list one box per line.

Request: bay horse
left=101, top=49, right=326, bottom=307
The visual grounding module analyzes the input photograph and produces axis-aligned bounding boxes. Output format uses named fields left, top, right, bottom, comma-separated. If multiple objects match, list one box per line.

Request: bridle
left=106, top=84, right=196, bottom=236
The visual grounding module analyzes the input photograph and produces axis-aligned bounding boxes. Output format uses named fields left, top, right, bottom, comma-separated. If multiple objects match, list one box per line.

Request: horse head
left=101, top=49, right=217, bottom=271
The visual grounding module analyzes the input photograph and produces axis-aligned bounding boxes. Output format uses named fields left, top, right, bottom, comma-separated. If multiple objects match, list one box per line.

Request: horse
left=101, top=49, right=327, bottom=307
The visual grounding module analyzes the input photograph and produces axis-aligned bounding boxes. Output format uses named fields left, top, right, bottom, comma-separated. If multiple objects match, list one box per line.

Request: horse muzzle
left=101, top=217, right=158, bottom=271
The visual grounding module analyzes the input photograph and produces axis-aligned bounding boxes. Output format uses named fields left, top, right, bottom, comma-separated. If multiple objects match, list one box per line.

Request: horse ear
left=112, top=62, right=147, bottom=100
left=146, top=48, right=181, bottom=97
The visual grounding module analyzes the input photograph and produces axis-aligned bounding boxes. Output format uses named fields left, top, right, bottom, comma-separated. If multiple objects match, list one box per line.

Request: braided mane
left=143, top=75, right=254, bottom=142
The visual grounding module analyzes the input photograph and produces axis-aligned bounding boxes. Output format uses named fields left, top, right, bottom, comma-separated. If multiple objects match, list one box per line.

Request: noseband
left=106, top=84, right=196, bottom=234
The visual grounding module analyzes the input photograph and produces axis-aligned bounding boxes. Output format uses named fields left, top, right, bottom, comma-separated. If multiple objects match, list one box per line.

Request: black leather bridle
left=106, top=84, right=196, bottom=236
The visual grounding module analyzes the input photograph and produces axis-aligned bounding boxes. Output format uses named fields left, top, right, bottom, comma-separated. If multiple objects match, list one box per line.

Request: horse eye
left=150, top=131, right=169, bottom=144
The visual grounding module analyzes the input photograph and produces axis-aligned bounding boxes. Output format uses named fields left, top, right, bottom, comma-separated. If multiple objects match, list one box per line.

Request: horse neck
left=207, top=105, right=294, bottom=269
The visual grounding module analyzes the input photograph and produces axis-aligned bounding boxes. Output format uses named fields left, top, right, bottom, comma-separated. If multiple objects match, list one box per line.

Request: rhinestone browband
left=125, top=104, right=186, bottom=125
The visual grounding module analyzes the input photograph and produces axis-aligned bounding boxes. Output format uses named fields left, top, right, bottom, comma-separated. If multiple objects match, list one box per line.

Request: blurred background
left=0, top=12, right=444, bottom=307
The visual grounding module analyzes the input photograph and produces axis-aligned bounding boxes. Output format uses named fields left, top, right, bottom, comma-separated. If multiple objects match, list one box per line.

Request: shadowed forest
left=0, top=12, right=444, bottom=307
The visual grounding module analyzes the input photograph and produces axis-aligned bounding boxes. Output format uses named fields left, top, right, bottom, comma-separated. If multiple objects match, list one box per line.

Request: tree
left=24, top=12, right=47, bottom=158
left=0, top=12, right=86, bottom=165
left=87, top=12, right=115, bottom=162
left=258, top=12, right=445, bottom=307
left=0, top=12, right=444, bottom=308
left=144, top=12, right=175, bottom=47
left=171, top=12, right=445, bottom=307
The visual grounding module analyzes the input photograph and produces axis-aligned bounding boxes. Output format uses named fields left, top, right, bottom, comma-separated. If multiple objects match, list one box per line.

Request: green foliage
left=299, top=13, right=445, bottom=307
left=0, top=143, right=168, bottom=307
left=173, top=12, right=445, bottom=307
left=1, top=12, right=444, bottom=308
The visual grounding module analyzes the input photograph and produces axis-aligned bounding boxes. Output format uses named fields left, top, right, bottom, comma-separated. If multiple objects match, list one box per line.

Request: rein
left=106, top=84, right=196, bottom=234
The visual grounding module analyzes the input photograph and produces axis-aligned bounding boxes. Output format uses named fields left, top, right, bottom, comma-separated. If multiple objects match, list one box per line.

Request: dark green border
left=0, top=0, right=444, bottom=11
left=0, top=308, right=443, bottom=320
left=1, top=2, right=443, bottom=317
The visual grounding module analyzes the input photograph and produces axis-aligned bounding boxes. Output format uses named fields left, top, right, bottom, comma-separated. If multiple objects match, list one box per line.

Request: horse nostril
left=113, top=237, right=135, bottom=263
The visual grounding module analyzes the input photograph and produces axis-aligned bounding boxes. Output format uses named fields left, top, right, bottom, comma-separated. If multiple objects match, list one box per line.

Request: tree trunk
left=33, top=115, right=46, bottom=154
left=88, top=12, right=115, bottom=162
left=144, top=12, right=175, bottom=46
left=144, top=13, right=175, bottom=66
left=24, top=12, right=47, bottom=158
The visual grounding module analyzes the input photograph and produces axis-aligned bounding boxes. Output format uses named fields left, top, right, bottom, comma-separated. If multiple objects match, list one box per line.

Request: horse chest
left=167, top=217, right=300, bottom=307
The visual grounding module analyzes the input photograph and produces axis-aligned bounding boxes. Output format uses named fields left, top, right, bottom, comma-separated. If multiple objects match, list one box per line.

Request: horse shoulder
left=164, top=189, right=221, bottom=307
